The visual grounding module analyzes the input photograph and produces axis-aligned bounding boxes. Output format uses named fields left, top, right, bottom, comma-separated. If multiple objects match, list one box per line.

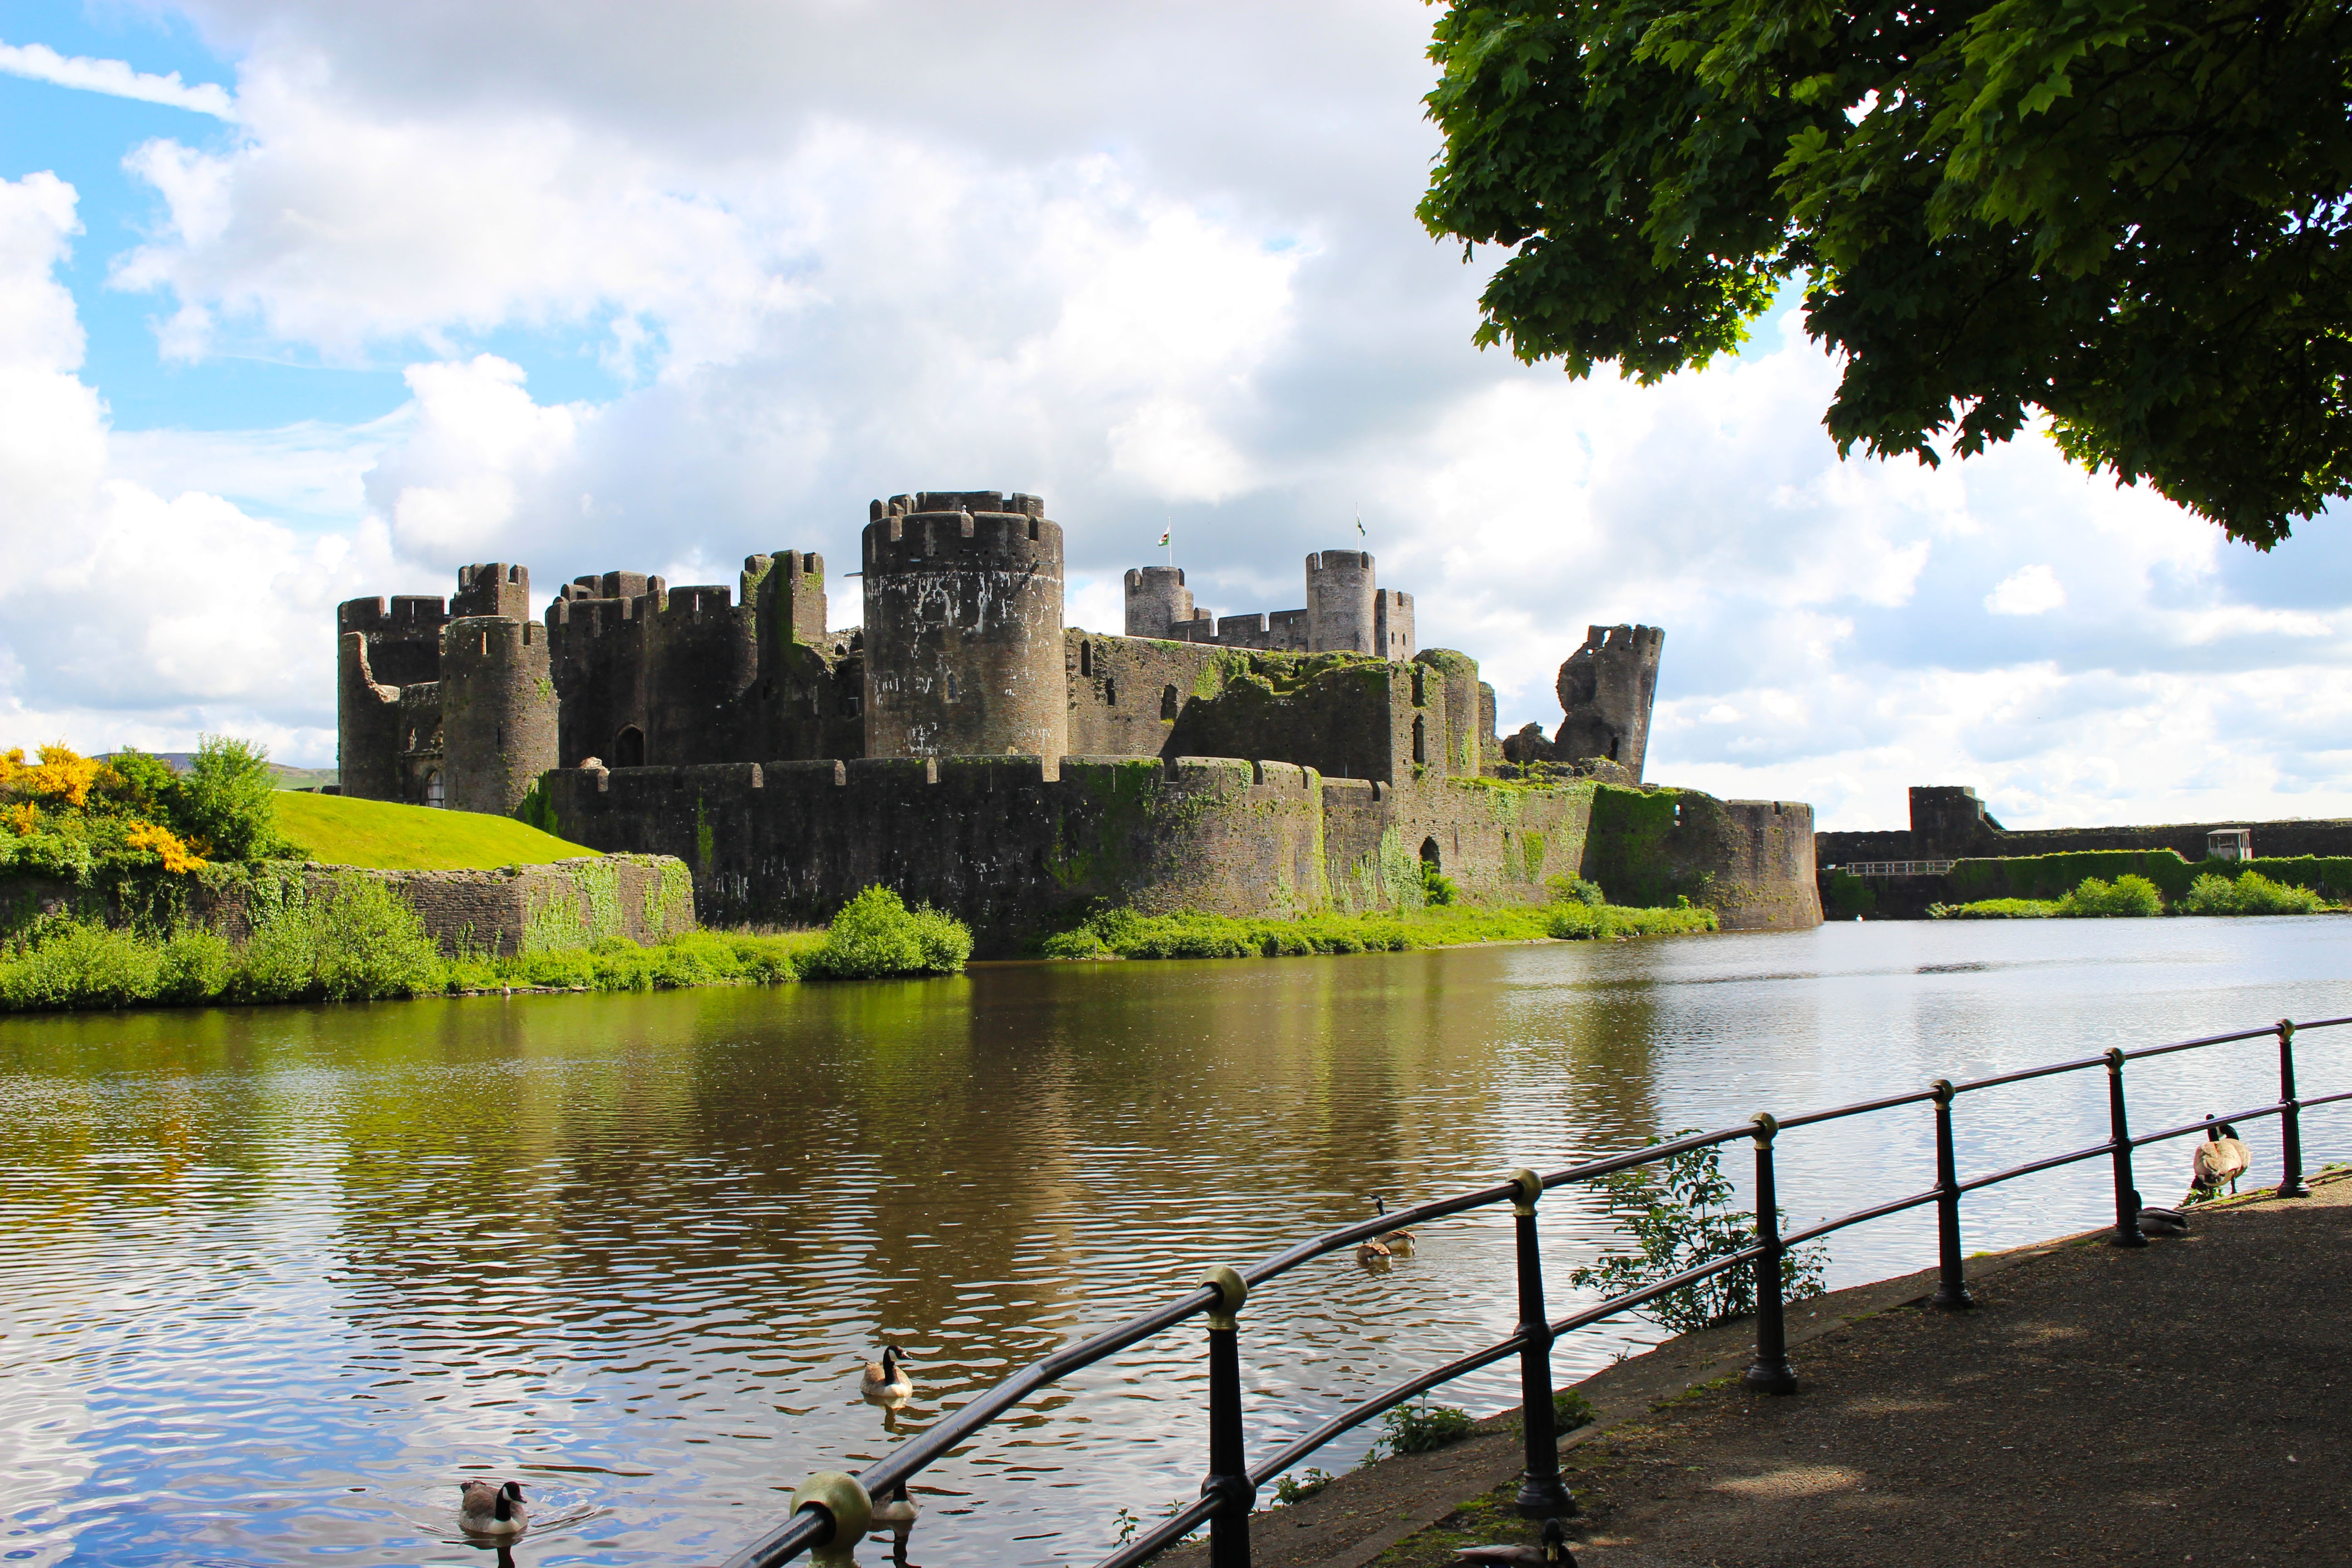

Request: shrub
left=1568, top=1133, right=1828, bottom=1335
left=2177, top=871, right=2327, bottom=916
left=1554, top=1388, right=1598, bottom=1432
left=801, top=887, right=972, bottom=979
left=1931, top=898, right=2057, bottom=919
left=0, top=919, right=162, bottom=1011
left=1379, top=1401, right=1475, bottom=1455
left=232, top=874, right=443, bottom=1002
left=1545, top=902, right=1719, bottom=939
left=2054, top=874, right=2165, bottom=917
left=1420, top=861, right=1460, bottom=906
left=1546, top=874, right=1607, bottom=907
left=155, top=928, right=233, bottom=1003
left=175, top=735, right=288, bottom=862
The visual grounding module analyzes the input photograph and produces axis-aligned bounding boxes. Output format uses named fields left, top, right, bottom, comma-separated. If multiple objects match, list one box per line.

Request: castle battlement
left=657, top=585, right=732, bottom=619
left=862, top=507, right=1060, bottom=570
left=452, top=562, right=532, bottom=620
left=338, top=594, right=447, bottom=634
left=871, top=490, right=1046, bottom=520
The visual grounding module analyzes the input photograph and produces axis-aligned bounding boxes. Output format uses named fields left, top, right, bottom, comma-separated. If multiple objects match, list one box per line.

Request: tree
left=175, top=735, right=285, bottom=862
left=1418, top=0, right=2352, bottom=548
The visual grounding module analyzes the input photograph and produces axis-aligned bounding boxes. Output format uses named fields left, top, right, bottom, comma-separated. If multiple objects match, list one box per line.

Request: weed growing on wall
left=1568, top=1134, right=1828, bottom=1335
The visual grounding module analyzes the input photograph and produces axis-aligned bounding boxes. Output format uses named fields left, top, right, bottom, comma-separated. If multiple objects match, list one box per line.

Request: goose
left=2189, top=1118, right=2253, bottom=1201
left=2137, top=1202, right=2190, bottom=1237
left=456, top=1480, right=528, bottom=1538
left=1372, top=1196, right=1416, bottom=1251
left=861, top=1346, right=914, bottom=1400
left=1454, top=1517, right=1576, bottom=1566
left=1356, top=1237, right=1393, bottom=1265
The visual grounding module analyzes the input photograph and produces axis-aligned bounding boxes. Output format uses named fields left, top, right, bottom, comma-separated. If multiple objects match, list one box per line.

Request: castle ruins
left=337, top=489, right=1822, bottom=946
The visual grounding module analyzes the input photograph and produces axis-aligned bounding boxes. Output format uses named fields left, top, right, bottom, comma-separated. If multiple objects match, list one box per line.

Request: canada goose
left=456, top=1480, right=528, bottom=1538
left=1357, top=1237, right=1392, bottom=1265
left=2137, top=1203, right=2190, bottom=1237
left=2189, top=1118, right=2253, bottom=1201
left=861, top=1346, right=913, bottom=1400
left=1373, top=1196, right=1416, bottom=1250
left=1454, top=1517, right=1575, bottom=1566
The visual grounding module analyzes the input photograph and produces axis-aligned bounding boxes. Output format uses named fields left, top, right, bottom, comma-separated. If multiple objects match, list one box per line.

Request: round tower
left=441, top=617, right=560, bottom=814
left=1123, top=565, right=1202, bottom=638
left=862, top=489, right=1066, bottom=769
left=1305, top=550, right=1378, bottom=654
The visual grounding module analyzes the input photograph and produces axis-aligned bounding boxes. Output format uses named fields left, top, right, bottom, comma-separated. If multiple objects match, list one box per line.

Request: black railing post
left=2277, top=1018, right=2310, bottom=1199
left=1742, top=1114, right=1798, bottom=1394
left=2105, top=1048, right=2146, bottom=1247
left=1506, top=1168, right=1577, bottom=1519
left=1199, top=1265, right=1254, bottom=1568
left=1929, top=1079, right=1974, bottom=1309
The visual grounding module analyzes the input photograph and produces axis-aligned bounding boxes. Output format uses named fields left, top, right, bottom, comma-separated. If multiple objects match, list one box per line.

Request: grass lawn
left=274, top=791, right=597, bottom=870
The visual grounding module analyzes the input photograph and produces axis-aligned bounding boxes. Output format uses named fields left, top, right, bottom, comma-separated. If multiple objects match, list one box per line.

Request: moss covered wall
left=1581, top=786, right=1823, bottom=931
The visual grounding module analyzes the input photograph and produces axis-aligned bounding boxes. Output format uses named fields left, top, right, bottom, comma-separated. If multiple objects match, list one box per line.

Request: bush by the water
left=1039, top=894, right=1715, bottom=960
left=1568, top=1132, right=1828, bottom=1334
left=0, top=878, right=949, bottom=1012
left=1932, top=897, right=2057, bottom=919
left=2175, top=871, right=2326, bottom=916
left=1936, top=872, right=2167, bottom=920
left=798, top=886, right=972, bottom=979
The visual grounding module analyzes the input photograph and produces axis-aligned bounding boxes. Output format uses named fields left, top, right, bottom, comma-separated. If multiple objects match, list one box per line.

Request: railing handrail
left=718, top=1012, right=2348, bottom=1568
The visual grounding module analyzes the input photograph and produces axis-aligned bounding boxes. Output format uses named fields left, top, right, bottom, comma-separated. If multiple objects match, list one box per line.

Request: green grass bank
left=274, top=790, right=595, bottom=869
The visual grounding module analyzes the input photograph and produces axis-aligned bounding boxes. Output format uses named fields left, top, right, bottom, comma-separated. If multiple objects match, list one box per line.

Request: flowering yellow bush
left=122, top=821, right=206, bottom=873
left=3, top=802, right=33, bottom=837
left=0, top=744, right=107, bottom=808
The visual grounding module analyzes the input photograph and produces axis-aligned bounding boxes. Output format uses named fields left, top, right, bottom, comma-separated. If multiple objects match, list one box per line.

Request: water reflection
left=0, top=917, right=2346, bottom=1564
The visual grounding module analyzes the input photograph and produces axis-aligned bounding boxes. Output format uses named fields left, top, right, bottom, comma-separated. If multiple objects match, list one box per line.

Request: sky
left=0, top=0, right=2345, bottom=832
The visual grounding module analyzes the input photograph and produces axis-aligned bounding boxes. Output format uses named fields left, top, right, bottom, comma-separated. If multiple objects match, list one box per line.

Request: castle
left=337, top=489, right=1821, bottom=946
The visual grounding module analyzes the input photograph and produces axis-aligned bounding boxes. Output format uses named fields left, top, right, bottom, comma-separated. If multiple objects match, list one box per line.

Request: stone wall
left=1580, top=786, right=1822, bottom=931
left=1817, top=784, right=2352, bottom=868
left=534, top=759, right=1820, bottom=950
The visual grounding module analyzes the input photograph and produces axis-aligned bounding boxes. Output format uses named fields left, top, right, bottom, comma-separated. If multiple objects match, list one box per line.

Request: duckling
left=456, top=1480, right=528, bottom=1538
left=1357, top=1237, right=1392, bottom=1265
left=2188, top=1117, right=2253, bottom=1201
left=1454, top=1517, right=1575, bottom=1565
left=1373, top=1195, right=1416, bottom=1251
left=861, top=1345, right=914, bottom=1400
left=871, top=1481, right=920, bottom=1533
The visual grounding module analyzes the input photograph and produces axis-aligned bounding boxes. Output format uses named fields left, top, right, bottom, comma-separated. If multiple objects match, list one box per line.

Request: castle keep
left=338, top=490, right=1822, bottom=946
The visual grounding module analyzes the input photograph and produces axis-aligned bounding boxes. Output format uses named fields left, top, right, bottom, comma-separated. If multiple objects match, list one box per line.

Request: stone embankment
left=1172, top=1173, right=2351, bottom=1568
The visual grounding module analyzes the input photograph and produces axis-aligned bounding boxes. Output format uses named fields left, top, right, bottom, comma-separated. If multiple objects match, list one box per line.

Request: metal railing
left=717, top=1014, right=2349, bottom=1568
left=1833, top=859, right=1958, bottom=877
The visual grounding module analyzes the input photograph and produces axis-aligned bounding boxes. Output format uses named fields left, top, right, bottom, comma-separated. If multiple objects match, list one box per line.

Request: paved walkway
left=1180, top=1173, right=2352, bottom=1568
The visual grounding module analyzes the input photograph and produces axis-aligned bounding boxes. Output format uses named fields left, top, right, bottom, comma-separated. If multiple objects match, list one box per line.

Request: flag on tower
left=1158, top=530, right=1170, bottom=547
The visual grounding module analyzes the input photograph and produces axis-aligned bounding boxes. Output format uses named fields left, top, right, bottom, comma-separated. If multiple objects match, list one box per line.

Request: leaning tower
left=861, top=490, right=1067, bottom=769
left=1553, top=624, right=1664, bottom=781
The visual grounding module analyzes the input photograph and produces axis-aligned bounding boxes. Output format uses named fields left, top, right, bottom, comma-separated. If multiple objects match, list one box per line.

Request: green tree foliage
left=2053, top=872, right=2165, bottom=916
left=1420, top=0, right=2352, bottom=546
left=176, top=735, right=289, bottom=861
left=2176, top=869, right=2327, bottom=914
left=1568, top=1133, right=1827, bottom=1333
left=800, top=886, right=973, bottom=979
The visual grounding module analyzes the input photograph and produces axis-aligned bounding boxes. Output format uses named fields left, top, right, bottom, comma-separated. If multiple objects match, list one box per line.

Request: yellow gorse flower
left=2, top=743, right=106, bottom=808
left=3, top=801, right=34, bottom=837
left=122, top=820, right=206, bottom=873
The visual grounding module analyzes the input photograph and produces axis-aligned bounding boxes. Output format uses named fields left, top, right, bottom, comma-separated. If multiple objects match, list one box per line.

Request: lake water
left=3, top=916, right=2348, bottom=1566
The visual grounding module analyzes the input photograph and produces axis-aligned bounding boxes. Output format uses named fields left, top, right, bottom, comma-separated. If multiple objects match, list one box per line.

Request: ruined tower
left=441, top=612, right=559, bottom=814
left=1123, top=565, right=1211, bottom=639
left=1553, top=624, right=1664, bottom=782
left=862, top=490, right=1067, bottom=770
left=336, top=592, right=448, bottom=802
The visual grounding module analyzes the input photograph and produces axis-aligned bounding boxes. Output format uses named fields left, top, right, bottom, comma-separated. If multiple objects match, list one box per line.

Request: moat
left=4, top=919, right=2347, bottom=1566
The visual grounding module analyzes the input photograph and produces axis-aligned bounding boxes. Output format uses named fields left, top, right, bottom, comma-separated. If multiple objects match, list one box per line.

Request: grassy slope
left=274, top=791, right=596, bottom=870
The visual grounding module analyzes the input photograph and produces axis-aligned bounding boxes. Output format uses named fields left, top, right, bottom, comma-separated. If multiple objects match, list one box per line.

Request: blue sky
left=0, top=0, right=2344, bottom=831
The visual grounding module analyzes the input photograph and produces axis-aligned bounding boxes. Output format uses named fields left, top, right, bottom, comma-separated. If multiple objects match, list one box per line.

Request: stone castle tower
left=1122, top=565, right=1212, bottom=639
left=337, top=563, right=554, bottom=810
left=1554, top=624, right=1664, bottom=779
left=861, top=490, right=1067, bottom=770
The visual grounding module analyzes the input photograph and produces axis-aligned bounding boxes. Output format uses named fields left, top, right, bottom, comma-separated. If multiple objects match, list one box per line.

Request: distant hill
left=103, top=751, right=338, bottom=791
left=274, top=790, right=594, bottom=871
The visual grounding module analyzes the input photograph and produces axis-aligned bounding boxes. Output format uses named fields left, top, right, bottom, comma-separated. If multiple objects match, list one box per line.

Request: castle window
left=1080, top=641, right=1092, bottom=676
left=1160, top=685, right=1178, bottom=721
left=1105, top=677, right=1117, bottom=707
left=615, top=725, right=646, bottom=768
left=1412, top=715, right=1426, bottom=765
left=1411, top=668, right=1426, bottom=706
left=1419, top=837, right=1441, bottom=871
left=424, top=771, right=444, bottom=808
left=947, top=672, right=958, bottom=699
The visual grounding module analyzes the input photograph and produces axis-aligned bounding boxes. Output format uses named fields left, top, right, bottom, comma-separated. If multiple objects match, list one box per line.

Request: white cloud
left=1985, top=563, right=2067, bottom=615
left=0, top=39, right=234, bottom=118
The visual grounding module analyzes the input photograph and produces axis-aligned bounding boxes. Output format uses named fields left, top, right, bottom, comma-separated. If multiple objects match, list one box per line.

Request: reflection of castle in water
left=334, top=489, right=1820, bottom=938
